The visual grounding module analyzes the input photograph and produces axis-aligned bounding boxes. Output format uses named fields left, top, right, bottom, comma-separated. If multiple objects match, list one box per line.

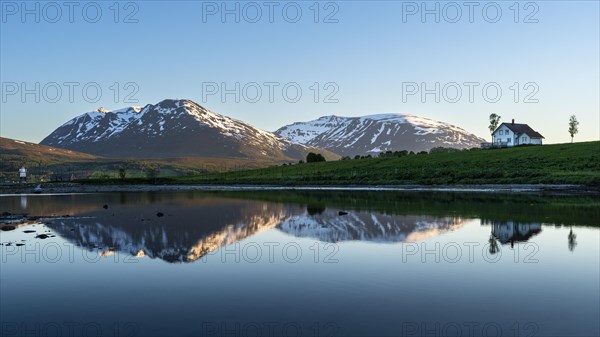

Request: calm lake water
left=1, top=191, right=599, bottom=337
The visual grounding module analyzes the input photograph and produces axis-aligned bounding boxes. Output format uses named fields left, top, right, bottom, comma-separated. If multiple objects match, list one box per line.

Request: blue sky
left=1, top=0, right=598, bottom=143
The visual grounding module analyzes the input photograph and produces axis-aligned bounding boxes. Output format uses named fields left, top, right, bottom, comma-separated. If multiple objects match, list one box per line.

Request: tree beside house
left=488, top=113, right=501, bottom=142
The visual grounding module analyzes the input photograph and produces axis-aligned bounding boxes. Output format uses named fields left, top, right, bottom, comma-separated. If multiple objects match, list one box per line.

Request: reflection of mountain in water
left=44, top=199, right=470, bottom=262
left=7, top=191, right=596, bottom=264
left=487, top=221, right=542, bottom=245
left=46, top=199, right=301, bottom=263
left=278, top=210, right=467, bottom=243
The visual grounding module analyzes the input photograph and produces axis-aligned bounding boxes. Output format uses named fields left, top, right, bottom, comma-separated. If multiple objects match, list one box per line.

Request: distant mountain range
left=275, top=114, right=485, bottom=156
left=39, top=99, right=484, bottom=160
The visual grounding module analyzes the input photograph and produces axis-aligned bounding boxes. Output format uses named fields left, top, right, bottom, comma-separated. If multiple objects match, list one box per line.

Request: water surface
left=1, top=191, right=599, bottom=336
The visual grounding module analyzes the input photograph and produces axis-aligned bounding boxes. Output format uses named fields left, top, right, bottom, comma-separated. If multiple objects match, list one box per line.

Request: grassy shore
left=173, top=141, right=600, bottom=186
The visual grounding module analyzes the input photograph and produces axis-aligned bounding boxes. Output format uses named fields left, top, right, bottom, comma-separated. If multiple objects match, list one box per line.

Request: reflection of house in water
left=487, top=220, right=542, bottom=246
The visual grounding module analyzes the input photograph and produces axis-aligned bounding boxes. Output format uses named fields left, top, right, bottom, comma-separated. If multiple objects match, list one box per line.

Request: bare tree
left=488, top=113, right=501, bottom=142
left=568, top=115, right=579, bottom=143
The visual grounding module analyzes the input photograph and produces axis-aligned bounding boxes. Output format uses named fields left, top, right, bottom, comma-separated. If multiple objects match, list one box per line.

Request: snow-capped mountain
left=275, top=114, right=485, bottom=156
left=40, top=99, right=334, bottom=161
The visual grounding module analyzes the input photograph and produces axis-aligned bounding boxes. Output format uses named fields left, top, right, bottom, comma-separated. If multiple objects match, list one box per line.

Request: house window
left=508, top=138, right=511, bottom=143
left=499, top=130, right=504, bottom=135
left=523, top=137, right=528, bottom=142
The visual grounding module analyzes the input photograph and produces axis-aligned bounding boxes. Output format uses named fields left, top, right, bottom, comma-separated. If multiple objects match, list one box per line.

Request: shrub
left=430, top=147, right=461, bottom=154
left=118, top=168, right=127, bottom=180
left=146, top=168, right=158, bottom=180
left=306, top=152, right=326, bottom=163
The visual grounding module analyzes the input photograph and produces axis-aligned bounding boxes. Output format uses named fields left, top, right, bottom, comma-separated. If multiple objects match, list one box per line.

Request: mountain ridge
left=39, top=98, right=484, bottom=160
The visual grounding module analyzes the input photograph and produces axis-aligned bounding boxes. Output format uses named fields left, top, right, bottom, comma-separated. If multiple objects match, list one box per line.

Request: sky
left=1, top=0, right=599, bottom=144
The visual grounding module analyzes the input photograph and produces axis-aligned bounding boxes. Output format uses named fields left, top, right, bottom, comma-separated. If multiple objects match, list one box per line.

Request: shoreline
left=1, top=183, right=599, bottom=196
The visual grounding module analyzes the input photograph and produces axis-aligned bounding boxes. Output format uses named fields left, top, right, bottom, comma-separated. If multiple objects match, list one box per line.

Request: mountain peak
left=361, top=113, right=408, bottom=120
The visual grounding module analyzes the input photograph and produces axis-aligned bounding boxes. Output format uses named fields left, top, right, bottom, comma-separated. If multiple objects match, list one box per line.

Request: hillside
left=1, top=137, right=99, bottom=176
left=275, top=114, right=485, bottom=156
left=1, top=137, right=99, bottom=162
left=0, top=136, right=292, bottom=181
left=178, top=142, right=600, bottom=185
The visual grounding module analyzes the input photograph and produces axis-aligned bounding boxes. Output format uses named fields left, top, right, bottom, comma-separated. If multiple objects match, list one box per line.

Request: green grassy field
left=176, top=141, right=600, bottom=185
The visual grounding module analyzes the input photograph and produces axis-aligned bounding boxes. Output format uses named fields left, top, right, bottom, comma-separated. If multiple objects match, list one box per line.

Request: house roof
left=496, top=123, right=544, bottom=139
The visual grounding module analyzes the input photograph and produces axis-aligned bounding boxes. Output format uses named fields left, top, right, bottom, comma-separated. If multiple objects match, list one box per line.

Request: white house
left=19, top=167, right=27, bottom=182
left=492, top=119, right=544, bottom=147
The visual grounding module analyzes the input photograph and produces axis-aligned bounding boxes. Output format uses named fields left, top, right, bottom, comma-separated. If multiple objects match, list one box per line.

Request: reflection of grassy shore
left=176, top=141, right=600, bottom=186
left=208, top=190, right=600, bottom=227
left=2, top=189, right=598, bottom=228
